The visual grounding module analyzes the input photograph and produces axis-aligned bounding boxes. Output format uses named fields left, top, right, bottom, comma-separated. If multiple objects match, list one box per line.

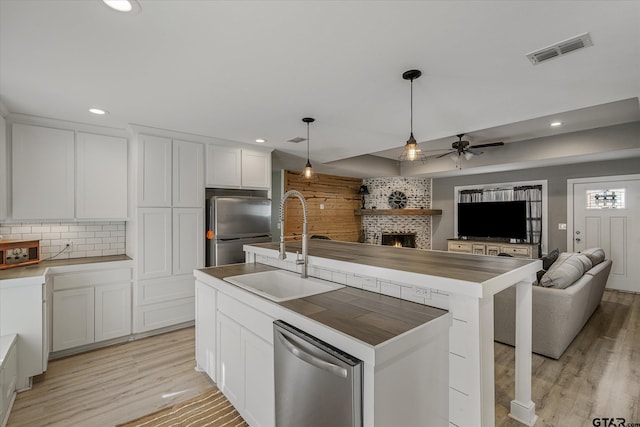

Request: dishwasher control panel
left=0, top=239, right=40, bottom=269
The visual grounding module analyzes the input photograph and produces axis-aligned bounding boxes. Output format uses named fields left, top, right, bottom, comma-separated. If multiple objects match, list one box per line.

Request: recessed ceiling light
left=89, top=108, right=108, bottom=115
left=550, top=121, right=562, bottom=127
left=102, top=0, right=141, bottom=13
left=255, top=138, right=266, bottom=143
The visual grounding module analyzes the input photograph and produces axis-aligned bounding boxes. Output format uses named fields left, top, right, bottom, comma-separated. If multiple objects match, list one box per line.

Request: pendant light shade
left=302, top=117, right=315, bottom=180
left=398, top=69, right=428, bottom=163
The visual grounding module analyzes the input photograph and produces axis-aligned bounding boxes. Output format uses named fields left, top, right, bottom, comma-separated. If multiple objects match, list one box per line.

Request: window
left=586, top=189, right=625, bottom=209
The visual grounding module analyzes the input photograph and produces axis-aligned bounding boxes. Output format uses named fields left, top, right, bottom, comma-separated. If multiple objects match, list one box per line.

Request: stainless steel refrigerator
left=206, top=196, right=272, bottom=266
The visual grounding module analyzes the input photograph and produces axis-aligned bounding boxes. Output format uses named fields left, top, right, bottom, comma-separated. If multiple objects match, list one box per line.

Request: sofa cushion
left=581, top=247, right=605, bottom=266
left=539, top=252, right=592, bottom=289
left=542, top=248, right=560, bottom=270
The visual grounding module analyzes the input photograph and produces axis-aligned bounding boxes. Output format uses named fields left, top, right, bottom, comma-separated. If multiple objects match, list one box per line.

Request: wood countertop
left=0, top=255, right=132, bottom=280
left=250, top=240, right=537, bottom=284
left=198, top=262, right=448, bottom=347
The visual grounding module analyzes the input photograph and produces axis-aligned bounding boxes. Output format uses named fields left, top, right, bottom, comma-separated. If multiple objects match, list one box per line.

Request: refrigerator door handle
left=276, top=330, right=348, bottom=379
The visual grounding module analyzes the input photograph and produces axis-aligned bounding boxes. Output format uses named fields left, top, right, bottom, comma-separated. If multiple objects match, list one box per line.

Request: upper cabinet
left=173, top=140, right=204, bottom=207
left=12, top=123, right=75, bottom=219
left=10, top=123, right=128, bottom=220
left=137, top=134, right=172, bottom=207
left=76, top=132, right=128, bottom=219
left=137, top=134, right=204, bottom=208
left=206, top=146, right=271, bottom=190
left=241, top=150, right=272, bottom=189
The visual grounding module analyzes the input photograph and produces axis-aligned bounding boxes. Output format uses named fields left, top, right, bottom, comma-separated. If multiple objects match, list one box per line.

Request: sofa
left=494, top=248, right=612, bottom=359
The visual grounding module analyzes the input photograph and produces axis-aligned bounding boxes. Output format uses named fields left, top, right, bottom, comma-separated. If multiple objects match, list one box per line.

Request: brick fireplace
left=360, top=177, right=433, bottom=250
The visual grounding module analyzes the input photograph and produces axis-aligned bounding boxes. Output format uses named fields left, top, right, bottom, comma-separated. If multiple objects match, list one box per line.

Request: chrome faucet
left=279, top=190, right=308, bottom=278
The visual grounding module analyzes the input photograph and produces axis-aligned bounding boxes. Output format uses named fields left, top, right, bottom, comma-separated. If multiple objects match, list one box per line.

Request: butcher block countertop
left=250, top=240, right=536, bottom=283
left=0, top=255, right=132, bottom=280
left=199, top=262, right=448, bottom=347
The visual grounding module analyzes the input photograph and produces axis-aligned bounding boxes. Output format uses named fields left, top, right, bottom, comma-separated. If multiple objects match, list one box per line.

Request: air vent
left=526, top=32, right=593, bottom=65
left=287, top=137, right=306, bottom=143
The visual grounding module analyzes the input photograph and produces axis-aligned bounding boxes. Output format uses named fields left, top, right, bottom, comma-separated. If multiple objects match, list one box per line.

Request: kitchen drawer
left=499, top=246, right=530, bottom=257
left=135, top=275, right=195, bottom=305
left=448, top=242, right=472, bottom=253
left=52, top=268, right=132, bottom=290
left=134, top=297, right=195, bottom=333
left=218, top=293, right=274, bottom=344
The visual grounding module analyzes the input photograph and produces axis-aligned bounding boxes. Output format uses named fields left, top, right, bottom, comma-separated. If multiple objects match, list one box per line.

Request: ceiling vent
left=526, top=32, right=593, bottom=65
left=287, top=137, right=306, bottom=143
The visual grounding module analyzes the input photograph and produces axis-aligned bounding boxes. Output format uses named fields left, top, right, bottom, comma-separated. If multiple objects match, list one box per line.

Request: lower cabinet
left=51, top=267, right=132, bottom=353
left=217, top=312, right=274, bottom=427
left=196, top=280, right=275, bottom=427
left=0, top=335, right=18, bottom=427
left=447, top=239, right=539, bottom=259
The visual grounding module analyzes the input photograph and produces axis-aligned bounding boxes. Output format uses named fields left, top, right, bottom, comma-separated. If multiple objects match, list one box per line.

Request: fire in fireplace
left=381, top=233, right=416, bottom=248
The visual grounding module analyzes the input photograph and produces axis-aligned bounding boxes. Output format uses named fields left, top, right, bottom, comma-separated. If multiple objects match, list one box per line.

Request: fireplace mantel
left=354, top=209, right=442, bottom=216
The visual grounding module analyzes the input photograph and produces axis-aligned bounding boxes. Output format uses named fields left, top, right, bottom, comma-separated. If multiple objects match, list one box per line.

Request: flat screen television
left=457, top=201, right=527, bottom=240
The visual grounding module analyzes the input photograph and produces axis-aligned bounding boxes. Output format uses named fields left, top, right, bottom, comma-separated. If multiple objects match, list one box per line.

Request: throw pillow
left=541, top=248, right=560, bottom=270
left=581, top=247, right=605, bottom=266
left=539, top=252, right=592, bottom=289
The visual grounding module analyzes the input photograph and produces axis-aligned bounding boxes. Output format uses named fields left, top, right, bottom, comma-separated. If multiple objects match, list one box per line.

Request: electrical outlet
left=558, top=223, right=567, bottom=230
left=413, top=287, right=431, bottom=299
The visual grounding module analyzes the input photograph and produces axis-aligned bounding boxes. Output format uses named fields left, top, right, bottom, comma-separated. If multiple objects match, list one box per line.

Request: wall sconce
left=358, top=185, right=370, bottom=209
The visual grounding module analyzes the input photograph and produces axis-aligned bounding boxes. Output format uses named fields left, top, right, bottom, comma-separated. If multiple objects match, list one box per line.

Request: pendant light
left=302, top=117, right=315, bottom=179
left=398, top=69, right=427, bottom=163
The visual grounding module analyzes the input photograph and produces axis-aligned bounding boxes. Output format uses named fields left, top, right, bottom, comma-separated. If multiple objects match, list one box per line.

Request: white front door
left=569, top=175, right=640, bottom=292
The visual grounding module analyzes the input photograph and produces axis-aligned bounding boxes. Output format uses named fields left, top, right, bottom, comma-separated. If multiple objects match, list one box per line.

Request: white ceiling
left=1, top=1, right=640, bottom=165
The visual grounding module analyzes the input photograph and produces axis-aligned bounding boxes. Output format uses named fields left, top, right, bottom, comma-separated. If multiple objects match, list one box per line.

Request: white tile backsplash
left=0, top=221, right=126, bottom=260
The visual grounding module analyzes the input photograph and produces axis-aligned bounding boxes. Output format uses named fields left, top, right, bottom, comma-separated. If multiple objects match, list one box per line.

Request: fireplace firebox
left=381, top=233, right=416, bottom=248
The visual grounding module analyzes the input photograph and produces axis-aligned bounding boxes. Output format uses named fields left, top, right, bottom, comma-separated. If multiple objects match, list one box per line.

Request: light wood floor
left=7, top=289, right=640, bottom=426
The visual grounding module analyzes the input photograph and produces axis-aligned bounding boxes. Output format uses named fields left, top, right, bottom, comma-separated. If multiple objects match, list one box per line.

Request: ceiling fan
left=435, top=134, right=504, bottom=160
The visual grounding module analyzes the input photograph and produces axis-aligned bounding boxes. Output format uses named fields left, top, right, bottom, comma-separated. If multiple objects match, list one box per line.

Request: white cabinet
left=11, top=123, right=75, bottom=219
left=0, top=277, right=46, bottom=391
left=0, top=115, right=7, bottom=220
left=137, top=134, right=172, bottom=207
left=206, top=146, right=271, bottom=189
left=173, top=208, right=204, bottom=276
left=52, top=288, right=95, bottom=351
left=215, top=292, right=275, bottom=427
left=0, top=335, right=18, bottom=427
left=173, top=140, right=204, bottom=207
left=50, top=266, right=133, bottom=353
left=241, top=149, right=271, bottom=189
left=195, top=280, right=216, bottom=381
left=137, top=208, right=172, bottom=280
left=76, top=132, right=128, bottom=219
left=206, top=145, right=242, bottom=188
left=95, top=282, right=132, bottom=342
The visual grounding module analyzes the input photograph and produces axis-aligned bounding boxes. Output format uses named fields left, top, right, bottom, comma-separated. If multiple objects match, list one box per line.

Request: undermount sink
left=224, top=269, right=344, bottom=302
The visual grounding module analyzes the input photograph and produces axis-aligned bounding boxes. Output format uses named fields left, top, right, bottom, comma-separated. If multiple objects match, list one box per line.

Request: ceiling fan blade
left=469, top=141, right=504, bottom=149
left=466, top=148, right=483, bottom=156
left=436, top=150, right=455, bottom=158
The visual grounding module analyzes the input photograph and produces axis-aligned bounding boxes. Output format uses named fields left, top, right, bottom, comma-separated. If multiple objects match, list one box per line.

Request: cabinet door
left=206, top=145, right=242, bottom=188
left=95, top=282, right=132, bottom=342
left=137, top=134, right=172, bottom=207
left=217, top=313, right=244, bottom=408
left=243, top=329, right=275, bottom=427
left=52, top=288, right=95, bottom=351
left=11, top=123, right=75, bottom=219
left=241, top=149, right=271, bottom=189
left=195, top=281, right=216, bottom=381
left=76, top=132, right=128, bottom=219
left=137, top=208, right=172, bottom=279
left=172, top=207, right=204, bottom=275
left=173, top=140, right=204, bottom=208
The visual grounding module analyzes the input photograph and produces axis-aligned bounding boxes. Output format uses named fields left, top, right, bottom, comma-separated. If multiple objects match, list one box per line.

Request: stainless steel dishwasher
left=273, top=320, right=363, bottom=427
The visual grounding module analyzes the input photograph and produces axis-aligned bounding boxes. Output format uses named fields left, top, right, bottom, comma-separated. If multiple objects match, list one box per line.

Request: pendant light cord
left=410, top=77, right=414, bottom=137
left=307, top=121, right=310, bottom=160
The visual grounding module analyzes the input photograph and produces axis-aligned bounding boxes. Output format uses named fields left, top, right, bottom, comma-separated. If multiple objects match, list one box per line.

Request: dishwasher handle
left=276, top=330, right=348, bottom=379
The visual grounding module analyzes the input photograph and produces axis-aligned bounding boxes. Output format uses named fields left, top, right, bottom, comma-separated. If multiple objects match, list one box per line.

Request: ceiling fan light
left=450, top=153, right=459, bottom=163
left=464, top=152, right=474, bottom=160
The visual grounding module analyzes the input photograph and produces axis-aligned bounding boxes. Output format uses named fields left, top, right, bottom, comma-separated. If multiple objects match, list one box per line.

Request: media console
left=447, top=239, right=539, bottom=259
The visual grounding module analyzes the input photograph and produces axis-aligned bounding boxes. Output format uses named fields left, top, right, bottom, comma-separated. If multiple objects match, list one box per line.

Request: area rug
left=117, top=388, right=249, bottom=427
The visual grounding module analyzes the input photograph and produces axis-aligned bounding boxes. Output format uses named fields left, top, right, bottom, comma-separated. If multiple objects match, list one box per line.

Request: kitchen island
left=195, top=262, right=451, bottom=427
left=243, top=240, right=541, bottom=427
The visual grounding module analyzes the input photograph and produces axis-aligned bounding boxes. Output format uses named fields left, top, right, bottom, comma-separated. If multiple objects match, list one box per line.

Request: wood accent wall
left=283, top=170, right=362, bottom=242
